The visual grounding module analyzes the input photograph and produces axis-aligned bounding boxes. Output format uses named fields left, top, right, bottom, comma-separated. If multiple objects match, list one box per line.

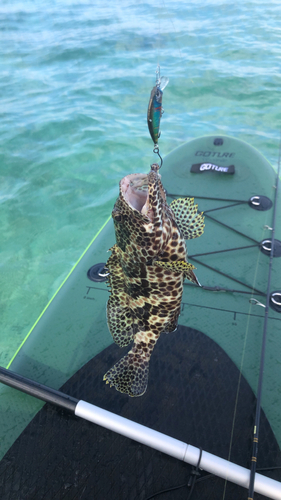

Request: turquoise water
left=1, top=0, right=281, bottom=367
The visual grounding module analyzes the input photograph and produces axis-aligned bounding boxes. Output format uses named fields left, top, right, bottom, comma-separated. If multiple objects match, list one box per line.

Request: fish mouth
left=121, top=173, right=151, bottom=215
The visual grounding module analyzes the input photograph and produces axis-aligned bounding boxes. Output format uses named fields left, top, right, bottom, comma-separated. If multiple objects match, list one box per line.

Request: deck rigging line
left=189, top=254, right=265, bottom=296
left=190, top=256, right=265, bottom=296
left=248, top=142, right=281, bottom=500
left=168, top=191, right=271, bottom=296
left=203, top=212, right=259, bottom=244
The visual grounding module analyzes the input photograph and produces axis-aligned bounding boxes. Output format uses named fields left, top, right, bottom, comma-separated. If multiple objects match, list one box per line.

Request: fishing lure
left=147, top=65, right=169, bottom=162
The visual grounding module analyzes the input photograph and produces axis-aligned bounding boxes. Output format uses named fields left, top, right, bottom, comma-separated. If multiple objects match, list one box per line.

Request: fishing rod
left=248, top=138, right=281, bottom=500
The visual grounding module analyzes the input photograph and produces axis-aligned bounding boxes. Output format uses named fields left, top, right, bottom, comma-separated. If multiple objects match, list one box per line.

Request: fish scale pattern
left=0, top=326, right=280, bottom=500
left=104, top=166, right=203, bottom=396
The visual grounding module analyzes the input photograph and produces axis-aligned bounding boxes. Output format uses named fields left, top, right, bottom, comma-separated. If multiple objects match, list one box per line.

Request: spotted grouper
left=103, top=163, right=204, bottom=397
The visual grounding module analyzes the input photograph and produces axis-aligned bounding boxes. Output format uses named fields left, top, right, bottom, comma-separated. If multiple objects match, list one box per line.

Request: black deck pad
left=1, top=326, right=281, bottom=500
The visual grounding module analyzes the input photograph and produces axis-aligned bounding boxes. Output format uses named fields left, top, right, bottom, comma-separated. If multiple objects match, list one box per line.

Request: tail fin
left=103, top=352, right=149, bottom=397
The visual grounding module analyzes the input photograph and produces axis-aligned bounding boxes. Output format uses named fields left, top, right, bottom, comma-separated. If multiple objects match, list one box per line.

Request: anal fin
left=107, top=296, right=136, bottom=347
left=106, top=244, right=136, bottom=347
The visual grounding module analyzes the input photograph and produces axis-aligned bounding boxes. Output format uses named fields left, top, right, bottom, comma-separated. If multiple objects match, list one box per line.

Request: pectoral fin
left=156, top=259, right=200, bottom=285
left=170, top=197, right=205, bottom=240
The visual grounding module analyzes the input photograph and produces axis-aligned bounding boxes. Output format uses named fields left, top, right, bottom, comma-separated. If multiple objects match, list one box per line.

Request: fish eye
left=113, top=212, right=123, bottom=223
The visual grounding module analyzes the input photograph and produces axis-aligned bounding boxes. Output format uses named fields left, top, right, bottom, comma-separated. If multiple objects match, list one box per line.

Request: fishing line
left=221, top=140, right=281, bottom=500
left=221, top=304, right=255, bottom=499
left=148, top=0, right=184, bottom=169
left=221, top=199, right=273, bottom=500
left=160, top=0, right=185, bottom=63
left=155, top=0, right=161, bottom=67
left=248, top=135, right=281, bottom=500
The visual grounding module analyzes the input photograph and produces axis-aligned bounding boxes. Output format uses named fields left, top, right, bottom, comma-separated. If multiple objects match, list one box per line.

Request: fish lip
left=121, top=173, right=151, bottom=217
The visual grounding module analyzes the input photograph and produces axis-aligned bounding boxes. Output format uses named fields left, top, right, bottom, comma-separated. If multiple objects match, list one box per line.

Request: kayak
left=0, top=135, right=280, bottom=499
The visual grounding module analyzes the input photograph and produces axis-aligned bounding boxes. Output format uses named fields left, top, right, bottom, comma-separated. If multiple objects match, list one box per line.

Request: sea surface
left=1, top=0, right=281, bottom=367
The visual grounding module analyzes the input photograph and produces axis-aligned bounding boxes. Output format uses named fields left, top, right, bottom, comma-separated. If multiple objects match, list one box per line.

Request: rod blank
left=0, top=366, right=78, bottom=412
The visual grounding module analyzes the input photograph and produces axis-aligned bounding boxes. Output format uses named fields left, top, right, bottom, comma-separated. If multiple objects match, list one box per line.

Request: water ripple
left=1, top=0, right=281, bottom=364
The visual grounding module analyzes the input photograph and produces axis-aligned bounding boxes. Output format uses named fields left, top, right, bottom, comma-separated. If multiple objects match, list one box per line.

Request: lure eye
left=155, top=89, right=162, bottom=102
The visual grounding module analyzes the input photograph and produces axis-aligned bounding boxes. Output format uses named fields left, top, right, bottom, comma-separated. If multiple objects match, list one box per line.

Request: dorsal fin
left=170, top=197, right=205, bottom=239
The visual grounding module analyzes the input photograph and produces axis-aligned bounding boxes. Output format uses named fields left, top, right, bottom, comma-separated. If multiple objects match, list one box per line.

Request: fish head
left=112, top=164, right=168, bottom=254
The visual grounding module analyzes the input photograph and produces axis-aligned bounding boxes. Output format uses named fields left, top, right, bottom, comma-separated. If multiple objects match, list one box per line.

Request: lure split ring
left=153, top=145, right=163, bottom=168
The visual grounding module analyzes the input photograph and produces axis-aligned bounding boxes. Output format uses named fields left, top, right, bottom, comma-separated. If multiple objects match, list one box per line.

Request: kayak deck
left=1, top=326, right=280, bottom=499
